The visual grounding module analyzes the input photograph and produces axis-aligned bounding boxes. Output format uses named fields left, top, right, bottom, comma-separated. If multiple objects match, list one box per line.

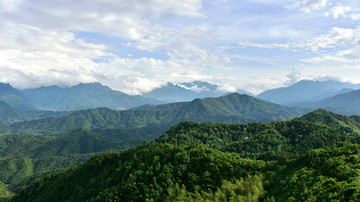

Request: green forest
left=4, top=109, right=360, bottom=201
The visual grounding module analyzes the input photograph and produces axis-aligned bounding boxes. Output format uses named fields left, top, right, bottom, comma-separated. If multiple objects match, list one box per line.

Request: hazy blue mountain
left=0, top=100, right=68, bottom=126
left=22, top=82, right=162, bottom=111
left=143, top=81, right=253, bottom=102
left=256, top=80, right=360, bottom=105
left=290, top=89, right=360, bottom=115
left=0, top=83, right=40, bottom=111
left=10, top=93, right=309, bottom=136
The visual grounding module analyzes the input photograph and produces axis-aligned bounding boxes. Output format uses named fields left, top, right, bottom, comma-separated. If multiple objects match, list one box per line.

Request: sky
left=0, top=0, right=360, bottom=95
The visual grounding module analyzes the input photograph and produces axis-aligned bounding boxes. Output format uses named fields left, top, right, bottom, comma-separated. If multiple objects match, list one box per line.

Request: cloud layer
left=0, top=0, right=360, bottom=94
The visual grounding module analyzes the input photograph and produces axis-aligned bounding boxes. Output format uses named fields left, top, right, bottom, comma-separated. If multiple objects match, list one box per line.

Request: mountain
left=290, top=89, right=360, bottom=115
left=0, top=100, right=68, bottom=126
left=21, top=82, right=162, bottom=111
left=0, top=83, right=39, bottom=111
left=9, top=109, right=360, bottom=201
left=256, top=80, right=360, bottom=105
left=9, top=93, right=309, bottom=136
left=143, top=81, right=253, bottom=102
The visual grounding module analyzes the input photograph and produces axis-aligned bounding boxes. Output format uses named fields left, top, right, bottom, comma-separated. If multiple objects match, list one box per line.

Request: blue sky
left=0, top=0, right=359, bottom=94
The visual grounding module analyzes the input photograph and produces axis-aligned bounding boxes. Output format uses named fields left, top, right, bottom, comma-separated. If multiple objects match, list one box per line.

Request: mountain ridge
left=256, top=80, right=360, bottom=105
left=9, top=93, right=309, bottom=136
left=21, top=82, right=163, bottom=111
left=290, top=89, right=360, bottom=115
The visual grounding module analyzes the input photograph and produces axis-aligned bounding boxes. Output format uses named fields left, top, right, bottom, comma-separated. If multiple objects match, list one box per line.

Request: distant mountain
left=21, top=82, right=162, bottom=111
left=256, top=80, right=360, bottom=105
left=0, top=83, right=40, bottom=111
left=0, top=100, right=68, bottom=126
left=291, top=89, right=360, bottom=115
left=10, top=93, right=309, bottom=136
left=143, top=81, right=253, bottom=102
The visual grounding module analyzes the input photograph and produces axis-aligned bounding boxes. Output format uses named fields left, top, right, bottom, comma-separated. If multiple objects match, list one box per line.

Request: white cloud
left=238, top=41, right=290, bottom=49
left=284, top=68, right=301, bottom=85
left=348, top=13, right=360, bottom=20
left=0, top=0, right=229, bottom=94
left=290, top=0, right=329, bottom=13
left=300, top=55, right=352, bottom=63
left=302, top=27, right=360, bottom=52
left=325, top=6, right=352, bottom=19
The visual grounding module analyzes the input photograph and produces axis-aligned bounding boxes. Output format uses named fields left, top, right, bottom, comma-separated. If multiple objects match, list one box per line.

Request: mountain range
left=8, top=93, right=309, bottom=136
left=1, top=79, right=360, bottom=116
left=290, top=89, right=360, bottom=115
left=2, top=79, right=360, bottom=201
left=21, top=82, right=162, bottom=111
left=256, top=80, right=360, bottom=105
left=11, top=109, right=360, bottom=201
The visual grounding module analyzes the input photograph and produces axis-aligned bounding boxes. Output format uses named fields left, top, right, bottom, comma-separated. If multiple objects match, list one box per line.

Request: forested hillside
left=13, top=142, right=360, bottom=201
left=6, top=109, right=360, bottom=201
left=9, top=93, right=309, bottom=136
left=156, top=120, right=356, bottom=161
left=0, top=129, right=131, bottom=196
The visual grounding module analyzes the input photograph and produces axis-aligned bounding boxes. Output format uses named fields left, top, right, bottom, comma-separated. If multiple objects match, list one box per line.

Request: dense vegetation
left=265, top=143, right=360, bottom=201
left=0, top=129, right=131, bottom=197
left=9, top=93, right=308, bottom=136
left=13, top=142, right=360, bottom=201
left=13, top=143, right=266, bottom=201
left=157, top=120, right=357, bottom=161
left=6, top=109, right=360, bottom=201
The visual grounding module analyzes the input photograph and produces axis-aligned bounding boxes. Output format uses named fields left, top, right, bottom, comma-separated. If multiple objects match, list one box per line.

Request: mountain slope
left=0, top=101, right=68, bottom=126
left=22, top=82, right=162, bottom=111
left=291, top=89, right=360, bottom=115
left=156, top=118, right=359, bottom=161
left=13, top=143, right=265, bottom=202
left=12, top=142, right=360, bottom=201
left=10, top=93, right=309, bottom=136
left=0, top=129, right=127, bottom=159
left=296, top=109, right=360, bottom=133
left=0, top=83, right=39, bottom=111
left=9, top=109, right=360, bottom=201
left=256, top=80, right=360, bottom=105
left=0, top=129, right=131, bottom=194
